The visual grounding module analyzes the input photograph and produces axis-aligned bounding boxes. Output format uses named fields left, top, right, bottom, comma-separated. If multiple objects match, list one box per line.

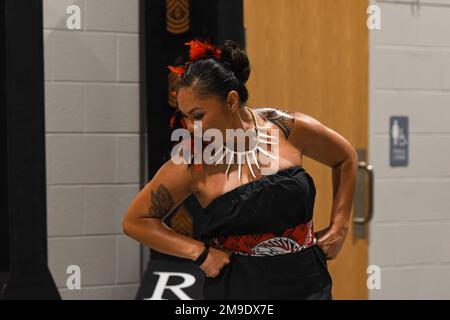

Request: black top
left=198, top=165, right=333, bottom=299
left=200, top=165, right=315, bottom=240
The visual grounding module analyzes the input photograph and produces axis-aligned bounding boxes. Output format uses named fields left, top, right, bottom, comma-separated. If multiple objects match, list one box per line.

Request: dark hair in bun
left=179, top=39, right=250, bottom=104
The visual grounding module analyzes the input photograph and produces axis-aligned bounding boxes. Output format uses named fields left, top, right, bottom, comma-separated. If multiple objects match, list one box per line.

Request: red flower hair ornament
left=167, top=39, right=222, bottom=77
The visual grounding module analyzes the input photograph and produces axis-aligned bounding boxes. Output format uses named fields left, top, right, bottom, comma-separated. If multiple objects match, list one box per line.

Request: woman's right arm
left=122, top=159, right=231, bottom=277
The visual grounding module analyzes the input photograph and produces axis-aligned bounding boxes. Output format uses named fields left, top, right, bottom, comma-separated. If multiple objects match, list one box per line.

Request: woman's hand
left=199, top=246, right=232, bottom=278
left=314, top=224, right=348, bottom=260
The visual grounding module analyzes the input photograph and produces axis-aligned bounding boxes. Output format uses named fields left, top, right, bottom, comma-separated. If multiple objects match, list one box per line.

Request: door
left=244, top=0, right=370, bottom=299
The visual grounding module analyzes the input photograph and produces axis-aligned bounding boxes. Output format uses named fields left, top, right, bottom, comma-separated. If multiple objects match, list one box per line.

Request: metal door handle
left=354, top=161, right=374, bottom=224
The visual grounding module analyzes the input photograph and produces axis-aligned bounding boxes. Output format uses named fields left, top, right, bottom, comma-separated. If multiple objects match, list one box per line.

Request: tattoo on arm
left=148, top=184, right=174, bottom=219
left=256, top=107, right=295, bottom=139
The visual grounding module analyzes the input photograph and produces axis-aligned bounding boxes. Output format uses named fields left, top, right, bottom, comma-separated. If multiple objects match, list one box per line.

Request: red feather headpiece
left=167, top=39, right=221, bottom=77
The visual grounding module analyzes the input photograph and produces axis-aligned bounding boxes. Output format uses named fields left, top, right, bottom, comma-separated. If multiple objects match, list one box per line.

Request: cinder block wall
left=369, top=0, right=450, bottom=299
left=43, top=0, right=141, bottom=299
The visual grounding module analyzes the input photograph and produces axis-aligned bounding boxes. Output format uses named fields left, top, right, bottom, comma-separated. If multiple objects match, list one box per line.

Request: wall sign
left=390, top=116, right=409, bottom=167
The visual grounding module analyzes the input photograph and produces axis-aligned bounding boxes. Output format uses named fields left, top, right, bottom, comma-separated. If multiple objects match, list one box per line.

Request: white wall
left=43, top=0, right=141, bottom=299
left=369, top=0, right=450, bottom=299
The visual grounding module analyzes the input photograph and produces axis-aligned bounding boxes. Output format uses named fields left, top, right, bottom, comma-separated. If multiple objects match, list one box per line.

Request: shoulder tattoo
left=148, top=184, right=174, bottom=219
left=256, top=107, right=295, bottom=139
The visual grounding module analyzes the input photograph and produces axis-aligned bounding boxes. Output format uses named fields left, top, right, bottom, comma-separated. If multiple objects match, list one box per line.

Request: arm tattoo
left=256, top=107, right=295, bottom=139
left=148, top=184, right=174, bottom=219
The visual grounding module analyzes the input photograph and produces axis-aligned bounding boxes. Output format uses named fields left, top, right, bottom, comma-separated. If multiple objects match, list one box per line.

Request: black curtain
left=0, top=0, right=60, bottom=299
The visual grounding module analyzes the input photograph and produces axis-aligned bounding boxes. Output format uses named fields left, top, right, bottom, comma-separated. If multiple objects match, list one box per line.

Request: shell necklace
left=212, top=106, right=279, bottom=181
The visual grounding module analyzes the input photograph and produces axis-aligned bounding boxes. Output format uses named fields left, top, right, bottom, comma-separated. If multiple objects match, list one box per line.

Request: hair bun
left=220, top=40, right=250, bottom=84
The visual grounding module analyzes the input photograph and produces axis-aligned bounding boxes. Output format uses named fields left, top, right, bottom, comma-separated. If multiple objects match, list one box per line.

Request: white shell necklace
left=212, top=106, right=279, bottom=181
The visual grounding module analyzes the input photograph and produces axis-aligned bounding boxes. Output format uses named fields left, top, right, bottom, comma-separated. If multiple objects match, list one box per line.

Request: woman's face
left=177, top=86, right=239, bottom=137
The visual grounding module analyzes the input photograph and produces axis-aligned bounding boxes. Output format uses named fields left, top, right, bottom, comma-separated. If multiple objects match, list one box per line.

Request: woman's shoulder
left=253, top=106, right=296, bottom=140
